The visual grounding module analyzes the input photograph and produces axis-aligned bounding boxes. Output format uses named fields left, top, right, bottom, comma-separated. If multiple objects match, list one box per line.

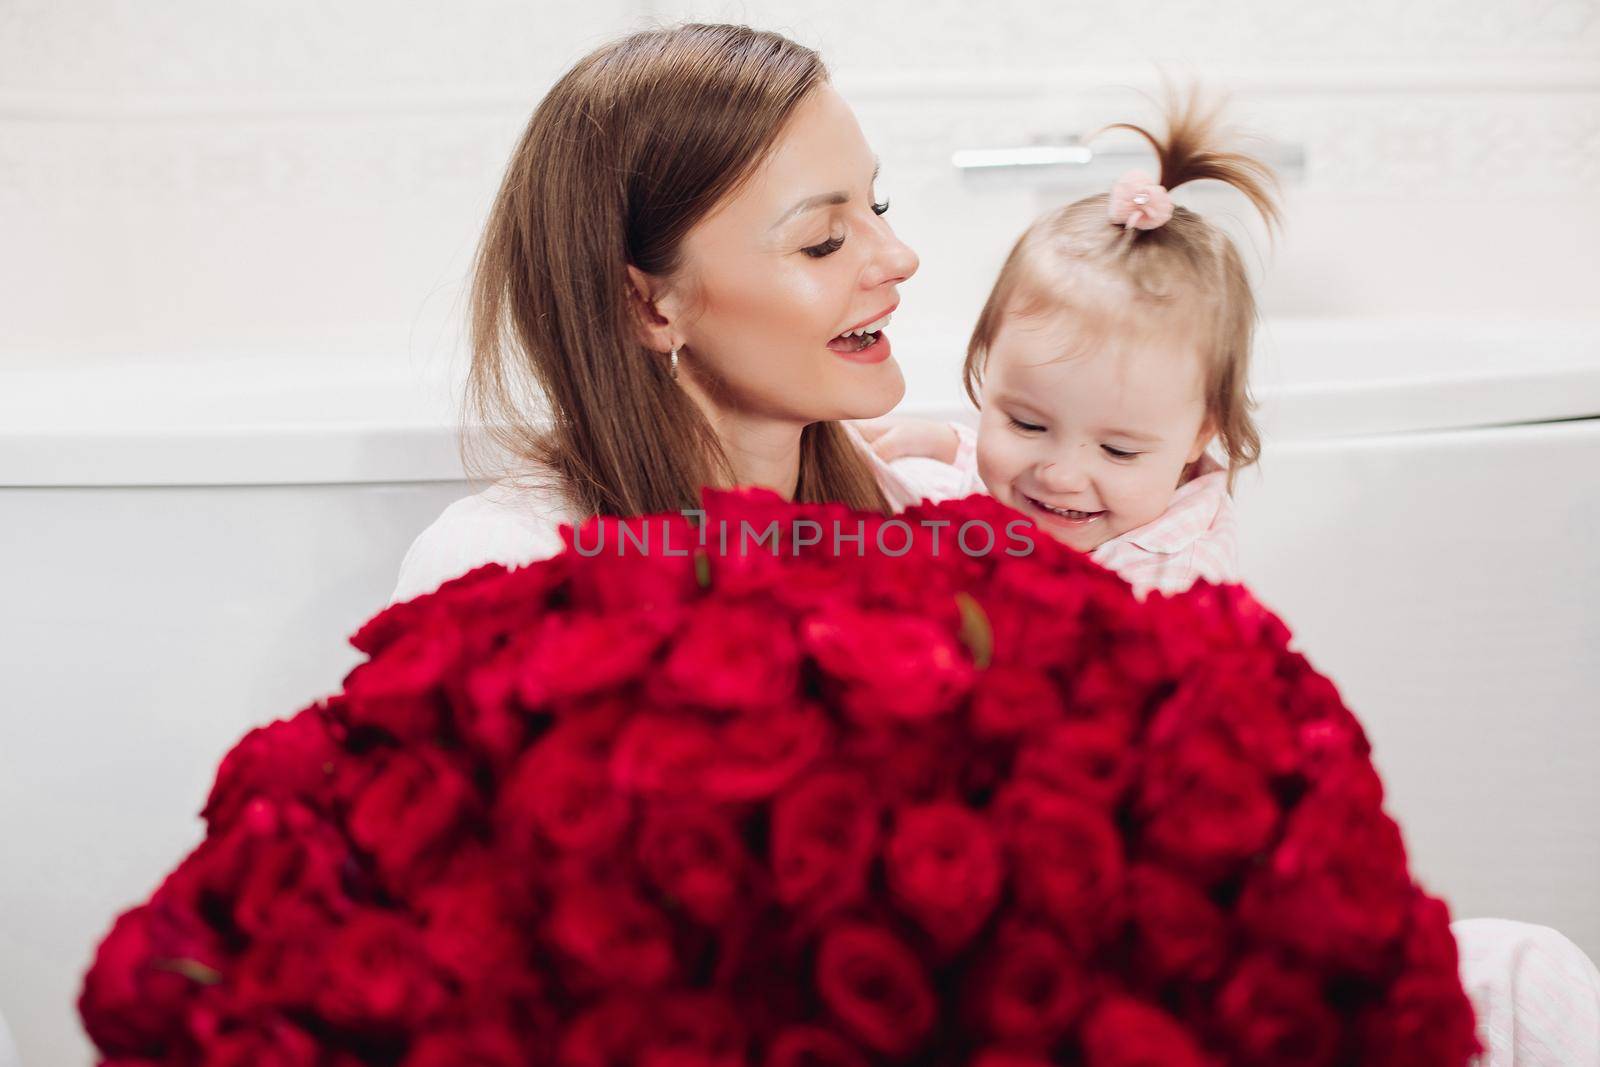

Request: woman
left=393, top=23, right=923, bottom=604
left=392, top=24, right=1600, bottom=1065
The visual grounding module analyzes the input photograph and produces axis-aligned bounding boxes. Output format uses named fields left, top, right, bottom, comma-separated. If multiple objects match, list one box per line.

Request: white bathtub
left=2, top=317, right=1597, bottom=1067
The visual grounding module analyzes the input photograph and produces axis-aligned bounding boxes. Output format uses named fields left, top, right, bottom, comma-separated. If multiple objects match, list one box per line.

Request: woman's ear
left=626, top=264, right=680, bottom=353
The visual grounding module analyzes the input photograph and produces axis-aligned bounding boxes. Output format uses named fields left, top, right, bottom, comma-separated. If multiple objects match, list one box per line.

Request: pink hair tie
left=1108, top=169, right=1175, bottom=231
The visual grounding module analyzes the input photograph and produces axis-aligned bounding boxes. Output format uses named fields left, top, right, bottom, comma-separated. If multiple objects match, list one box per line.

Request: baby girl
left=860, top=92, right=1277, bottom=600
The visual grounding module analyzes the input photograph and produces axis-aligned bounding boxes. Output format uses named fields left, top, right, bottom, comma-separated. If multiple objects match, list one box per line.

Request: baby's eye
left=1007, top=414, right=1045, bottom=433
left=1102, top=445, right=1141, bottom=459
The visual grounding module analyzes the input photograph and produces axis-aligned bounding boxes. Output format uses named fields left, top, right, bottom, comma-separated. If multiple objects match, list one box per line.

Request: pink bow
left=1107, top=169, right=1175, bottom=231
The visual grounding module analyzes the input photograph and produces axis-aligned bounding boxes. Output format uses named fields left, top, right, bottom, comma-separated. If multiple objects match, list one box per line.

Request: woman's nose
left=864, top=221, right=919, bottom=287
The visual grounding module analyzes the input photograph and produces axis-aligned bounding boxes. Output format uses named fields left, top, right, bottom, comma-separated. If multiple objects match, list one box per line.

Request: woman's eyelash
left=802, top=197, right=890, bottom=258
left=802, top=235, right=845, bottom=258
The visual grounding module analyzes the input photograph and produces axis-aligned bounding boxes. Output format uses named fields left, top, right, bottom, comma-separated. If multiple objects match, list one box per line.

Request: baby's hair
left=963, top=84, right=1281, bottom=494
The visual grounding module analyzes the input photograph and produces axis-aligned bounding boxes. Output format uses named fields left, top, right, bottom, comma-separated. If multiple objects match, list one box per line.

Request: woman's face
left=650, top=84, right=920, bottom=425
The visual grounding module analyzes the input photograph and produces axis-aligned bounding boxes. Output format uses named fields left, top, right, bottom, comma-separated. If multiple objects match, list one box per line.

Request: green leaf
left=954, top=591, right=993, bottom=670
left=153, top=957, right=222, bottom=986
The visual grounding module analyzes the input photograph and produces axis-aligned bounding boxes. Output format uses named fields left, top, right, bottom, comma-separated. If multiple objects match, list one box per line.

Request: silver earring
left=669, top=346, right=680, bottom=381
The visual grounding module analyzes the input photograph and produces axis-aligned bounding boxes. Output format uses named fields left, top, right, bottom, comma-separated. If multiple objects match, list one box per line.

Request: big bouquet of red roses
left=80, top=488, right=1480, bottom=1067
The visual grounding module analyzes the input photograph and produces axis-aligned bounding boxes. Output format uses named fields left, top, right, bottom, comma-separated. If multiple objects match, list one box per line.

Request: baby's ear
left=1186, top=417, right=1218, bottom=464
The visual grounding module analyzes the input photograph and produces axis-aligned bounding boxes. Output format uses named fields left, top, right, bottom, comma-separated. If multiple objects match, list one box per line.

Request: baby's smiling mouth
left=1022, top=493, right=1104, bottom=522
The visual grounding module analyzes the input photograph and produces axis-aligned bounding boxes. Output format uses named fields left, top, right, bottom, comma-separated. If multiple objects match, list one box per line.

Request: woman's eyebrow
left=769, top=159, right=881, bottom=231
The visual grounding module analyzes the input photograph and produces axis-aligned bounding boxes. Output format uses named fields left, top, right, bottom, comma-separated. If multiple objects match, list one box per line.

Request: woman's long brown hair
left=462, top=23, right=891, bottom=518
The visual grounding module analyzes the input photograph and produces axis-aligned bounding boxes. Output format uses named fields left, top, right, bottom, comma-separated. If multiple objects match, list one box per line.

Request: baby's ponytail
left=1097, top=87, right=1282, bottom=238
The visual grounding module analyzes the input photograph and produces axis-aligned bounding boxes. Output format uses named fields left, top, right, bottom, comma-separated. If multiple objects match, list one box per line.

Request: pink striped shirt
left=887, top=421, right=1240, bottom=600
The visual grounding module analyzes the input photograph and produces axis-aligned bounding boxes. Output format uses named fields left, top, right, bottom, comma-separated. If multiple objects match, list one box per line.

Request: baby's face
left=975, top=309, right=1215, bottom=554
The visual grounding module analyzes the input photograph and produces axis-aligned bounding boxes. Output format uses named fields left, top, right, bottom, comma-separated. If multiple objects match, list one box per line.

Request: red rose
left=815, top=924, right=936, bottom=1058
left=636, top=992, right=747, bottom=1067
left=496, top=703, right=633, bottom=856
left=1355, top=971, right=1483, bottom=1067
left=349, top=591, right=450, bottom=656
left=801, top=608, right=974, bottom=722
left=837, top=719, right=969, bottom=805
left=638, top=803, right=748, bottom=925
left=982, top=558, right=1095, bottom=667
left=704, top=706, right=831, bottom=801
left=650, top=600, right=802, bottom=712
left=613, top=708, right=828, bottom=802
left=341, top=619, right=464, bottom=740
left=561, top=993, right=745, bottom=1067
left=516, top=609, right=675, bottom=707
left=346, top=747, right=481, bottom=895
left=967, top=665, right=1070, bottom=739
left=432, top=554, right=571, bottom=629
left=967, top=1052, right=1055, bottom=1067
left=1015, top=719, right=1137, bottom=810
left=200, top=708, right=342, bottom=834
left=78, top=899, right=224, bottom=1057
left=229, top=925, right=326, bottom=1014
left=187, top=1013, right=324, bottom=1067
left=1124, top=864, right=1228, bottom=983
left=1239, top=762, right=1412, bottom=974
left=1278, top=652, right=1373, bottom=775
left=314, top=909, right=452, bottom=1033
left=158, top=810, right=357, bottom=941
left=546, top=885, right=677, bottom=990
left=886, top=801, right=1003, bottom=950
left=559, top=996, right=648, bottom=1067
left=993, top=783, right=1124, bottom=952
left=562, top=512, right=702, bottom=612
left=1397, top=892, right=1464, bottom=974
left=456, top=644, right=532, bottom=779
left=228, top=822, right=357, bottom=937
left=1061, top=659, right=1145, bottom=743
left=1145, top=656, right=1301, bottom=779
left=770, top=770, right=880, bottom=922
left=1215, top=953, right=1341, bottom=1067
left=765, top=1026, right=870, bottom=1067
left=1079, top=994, right=1213, bottom=1067
left=401, top=1023, right=531, bottom=1067
left=965, top=922, right=1088, bottom=1044
left=1136, top=732, right=1279, bottom=884
left=1168, top=581, right=1293, bottom=654
left=414, top=856, right=537, bottom=982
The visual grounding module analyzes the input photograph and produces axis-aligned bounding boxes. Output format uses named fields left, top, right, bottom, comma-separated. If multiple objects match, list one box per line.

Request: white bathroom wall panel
left=2, top=0, right=1596, bottom=368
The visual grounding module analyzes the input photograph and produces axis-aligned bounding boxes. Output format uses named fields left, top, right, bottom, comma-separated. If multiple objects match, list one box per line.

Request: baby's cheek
left=974, top=438, right=1022, bottom=504
left=1107, top=470, right=1177, bottom=532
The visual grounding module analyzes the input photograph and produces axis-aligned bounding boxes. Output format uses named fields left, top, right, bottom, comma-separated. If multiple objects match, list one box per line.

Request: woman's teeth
left=839, top=312, right=892, bottom=338
left=827, top=312, right=893, bottom=354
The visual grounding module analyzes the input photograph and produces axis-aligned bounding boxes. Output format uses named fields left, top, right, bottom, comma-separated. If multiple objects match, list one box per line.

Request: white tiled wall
left=1, top=0, right=1594, bottom=370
